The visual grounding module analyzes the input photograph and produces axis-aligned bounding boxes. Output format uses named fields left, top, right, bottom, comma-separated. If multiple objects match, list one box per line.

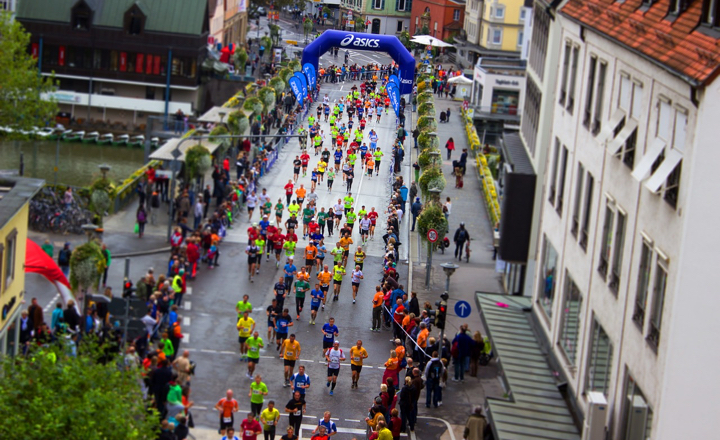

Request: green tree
left=0, top=340, right=158, bottom=439
left=0, top=13, right=58, bottom=134
left=399, top=30, right=412, bottom=50
left=69, top=240, right=107, bottom=293
left=303, top=17, right=313, bottom=38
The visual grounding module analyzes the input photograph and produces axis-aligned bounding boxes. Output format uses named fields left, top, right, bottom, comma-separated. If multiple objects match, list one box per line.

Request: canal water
left=0, top=139, right=145, bottom=187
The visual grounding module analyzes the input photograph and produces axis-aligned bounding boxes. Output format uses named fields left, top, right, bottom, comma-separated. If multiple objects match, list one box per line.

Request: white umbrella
left=447, top=75, right=473, bottom=85
left=410, top=35, right=455, bottom=48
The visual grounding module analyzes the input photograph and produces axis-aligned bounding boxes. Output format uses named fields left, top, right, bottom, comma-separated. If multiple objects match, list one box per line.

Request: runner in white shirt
left=359, top=215, right=371, bottom=245
left=333, top=201, right=344, bottom=225
left=323, top=94, right=330, bottom=105
left=324, top=341, right=345, bottom=396
left=246, top=191, right=258, bottom=222
left=351, top=266, right=363, bottom=303
left=368, top=130, right=379, bottom=152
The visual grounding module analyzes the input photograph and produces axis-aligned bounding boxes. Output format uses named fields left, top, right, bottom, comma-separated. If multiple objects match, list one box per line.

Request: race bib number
left=267, top=419, right=275, bottom=426
left=286, top=351, right=294, bottom=357
left=223, top=417, right=232, bottom=423
left=253, top=389, right=261, bottom=394
left=353, top=357, right=361, bottom=362
left=295, top=410, right=302, bottom=416
left=245, top=430, right=254, bottom=436
left=280, top=322, right=287, bottom=327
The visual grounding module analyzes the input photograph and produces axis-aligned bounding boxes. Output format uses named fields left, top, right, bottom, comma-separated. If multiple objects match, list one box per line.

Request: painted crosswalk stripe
left=182, top=316, right=191, bottom=326
left=183, top=301, right=191, bottom=310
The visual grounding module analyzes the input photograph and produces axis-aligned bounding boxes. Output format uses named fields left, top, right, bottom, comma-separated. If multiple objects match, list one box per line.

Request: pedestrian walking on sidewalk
left=453, top=222, right=470, bottom=261
left=423, top=352, right=445, bottom=408
left=445, top=137, right=455, bottom=160
left=410, top=198, right=422, bottom=232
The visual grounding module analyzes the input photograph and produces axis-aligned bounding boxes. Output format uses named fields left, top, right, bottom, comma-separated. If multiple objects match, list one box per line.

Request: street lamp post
left=425, top=187, right=443, bottom=288
left=439, top=262, right=459, bottom=345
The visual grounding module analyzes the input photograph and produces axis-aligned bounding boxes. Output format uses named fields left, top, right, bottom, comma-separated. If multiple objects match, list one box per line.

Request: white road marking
left=186, top=287, right=192, bottom=296
left=184, top=333, right=190, bottom=343
left=182, top=316, right=191, bottom=326
left=183, top=301, right=191, bottom=310
left=345, top=419, right=361, bottom=422
left=44, top=293, right=61, bottom=312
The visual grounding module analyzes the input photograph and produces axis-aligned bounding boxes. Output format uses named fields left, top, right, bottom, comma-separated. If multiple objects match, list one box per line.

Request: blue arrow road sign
left=455, top=300, right=472, bottom=318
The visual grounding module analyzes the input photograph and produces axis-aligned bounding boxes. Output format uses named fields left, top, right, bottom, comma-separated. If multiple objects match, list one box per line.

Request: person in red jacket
left=187, top=237, right=200, bottom=279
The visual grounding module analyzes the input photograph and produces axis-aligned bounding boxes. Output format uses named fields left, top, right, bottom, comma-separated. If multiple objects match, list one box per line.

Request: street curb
left=114, top=246, right=171, bottom=258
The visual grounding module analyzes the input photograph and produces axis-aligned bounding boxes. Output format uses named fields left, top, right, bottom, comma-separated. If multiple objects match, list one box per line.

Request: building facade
left=0, top=177, right=44, bottom=358
left=364, top=0, right=412, bottom=35
left=339, top=0, right=366, bottom=30
left=410, top=0, right=466, bottom=41
left=479, top=0, right=527, bottom=52
left=16, top=0, right=208, bottom=126
left=529, top=0, right=720, bottom=438
left=222, top=0, right=248, bottom=50
left=209, top=0, right=225, bottom=46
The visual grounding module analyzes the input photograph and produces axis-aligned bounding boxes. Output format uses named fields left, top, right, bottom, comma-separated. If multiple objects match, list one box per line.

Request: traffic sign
left=427, top=228, right=438, bottom=243
left=455, top=300, right=471, bottom=318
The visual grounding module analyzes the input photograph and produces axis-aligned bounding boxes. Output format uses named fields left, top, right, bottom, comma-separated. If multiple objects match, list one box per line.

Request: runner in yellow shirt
left=279, top=334, right=302, bottom=387
left=349, top=339, right=369, bottom=389
left=236, top=310, right=256, bottom=361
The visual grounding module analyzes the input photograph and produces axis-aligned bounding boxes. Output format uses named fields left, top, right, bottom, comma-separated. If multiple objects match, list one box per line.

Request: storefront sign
left=495, top=79, right=520, bottom=86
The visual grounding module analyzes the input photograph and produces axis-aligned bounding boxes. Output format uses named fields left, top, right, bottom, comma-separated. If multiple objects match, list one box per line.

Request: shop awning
left=149, top=137, right=221, bottom=162
left=476, top=293, right=581, bottom=440
left=644, top=149, right=682, bottom=193
left=631, top=138, right=666, bottom=182
left=607, top=118, right=638, bottom=155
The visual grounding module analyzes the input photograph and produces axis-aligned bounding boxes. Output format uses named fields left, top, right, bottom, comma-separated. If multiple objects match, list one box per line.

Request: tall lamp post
left=439, top=262, right=458, bottom=345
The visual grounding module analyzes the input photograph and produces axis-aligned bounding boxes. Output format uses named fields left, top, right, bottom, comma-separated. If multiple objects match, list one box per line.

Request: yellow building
left=0, top=177, right=44, bottom=357
left=479, top=0, right=528, bottom=52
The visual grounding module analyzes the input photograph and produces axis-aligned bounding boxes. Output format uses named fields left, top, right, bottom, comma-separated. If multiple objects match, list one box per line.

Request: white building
left=526, top=0, right=720, bottom=438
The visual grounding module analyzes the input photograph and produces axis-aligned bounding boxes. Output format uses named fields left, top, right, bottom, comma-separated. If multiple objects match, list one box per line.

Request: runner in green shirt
left=260, top=404, right=281, bottom=434
left=348, top=152, right=357, bottom=167
left=283, top=240, right=296, bottom=258
left=263, top=201, right=273, bottom=217
left=302, top=207, right=314, bottom=238
left=357, top=205, right=367, bottom=219
left=331, top=243, right=344, bottom=265
left=346, top=208, right=357, bottom=231
left=275, top=200, right=284, bottom=226
left=246, top=331, right=264, bottom=378
left=308, top=115, right=316, bottom=126
left=317, top=209, right=328, bottom=235
left=288, top=202, right=300, bottom=217
left=236, top=294, right=253, bottom=319
left=343, top=193, right=354, bottom=215
left=329, top=114, right=336, bottom=127
left=295, top=278, right=310, bottom=319
left=332, top=264, right=346, bottom=299
left=249, top=373, right=269, bottom=415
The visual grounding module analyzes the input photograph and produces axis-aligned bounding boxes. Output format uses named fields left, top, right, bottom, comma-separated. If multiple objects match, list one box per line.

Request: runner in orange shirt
left=304, top=242, right=318, bottom=274
left=317, top=265, right=332, bottom=309
left=215, top=389, right=240, bottom=436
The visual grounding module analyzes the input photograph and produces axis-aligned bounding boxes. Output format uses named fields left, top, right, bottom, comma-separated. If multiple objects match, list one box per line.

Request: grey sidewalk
left=408, top=98, right=506, bottom=436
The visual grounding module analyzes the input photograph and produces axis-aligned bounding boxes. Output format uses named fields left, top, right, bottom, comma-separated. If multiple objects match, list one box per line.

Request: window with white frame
left=580, top=172, right=594, bottom=251
left=560, top=272, right=582, bottom=365
left=453, top=9, right=460, bottom=20
left=631, top=81, right=644, bottom=120
left=538, top=236, right=559, bottom=319
left=518, top=30, right=524, bottom=47
left=0, top=0, right=13, bottom=11
left=495, top=5, right=505, bottom=18
left=567, top=46, right=579, bottom=113
left=622, top=373, right=654, bottom=440
left=556, top=146, right=569, bottom=215
left=520, top=7, right=527, bottom=21
left=583, top=56, right=598, bottom=128
left=397, top=0, right=407, bottom=11
left=490, top=29, right=501, bottom=44
left=571, top=162, right=585, bottom=239
left=598, top=201, right=615, bottom=279
left=647, top=254, right=668, bottom=349
left=619, top=73, right=632, bottom=111
left=4, top=230, right=17, bottom=292
left=609, top=210, right=627, bottom=293
left=548, top=138, right=561, bottom=206
left=373, top=0, right=383, bottom=9
left=586, top=317, right=614, bottom=396
left=592, top=61, right=607, bottom=135
left=632, top=238, right=653, bottom=328
left=656, top=98, right=673, bottom=141
left=559, top=42, right=572, bottom=106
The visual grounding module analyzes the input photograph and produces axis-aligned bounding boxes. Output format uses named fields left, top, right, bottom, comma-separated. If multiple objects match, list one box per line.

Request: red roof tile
left=561, top=0, right=720, bottom=86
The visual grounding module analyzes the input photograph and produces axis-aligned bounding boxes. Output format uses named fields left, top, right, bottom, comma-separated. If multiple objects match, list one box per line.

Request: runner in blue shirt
left=312, top=412, right=338, bottom=437
left=273, top=309, right=294, bottom=350
left=359, top=143, right=369, bottom=167
left=284, top=259, right=297, bottom=291
left=290, top=366, right=311, bottom=395
left=309, top=283, right=324, bottom=325
left=321, top=317, right=339, bottom=357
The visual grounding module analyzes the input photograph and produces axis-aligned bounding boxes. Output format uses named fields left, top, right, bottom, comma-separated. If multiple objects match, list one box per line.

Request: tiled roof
left=561, top=0, right=720, bottom=86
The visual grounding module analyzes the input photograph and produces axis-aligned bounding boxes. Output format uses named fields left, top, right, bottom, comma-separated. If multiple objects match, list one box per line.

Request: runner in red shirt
left=271, top=228, right=286, bottom=268
left=266, top=222, right=279, bottom=261
left=239, top=412, right=262, bottom=440
left=247, top=225, right=259, bottom=246
left=336, top=133, right=344, bottom=149
left=284, top=180, right=294, bottom=206
left=367, top=207, right=379, bottom=239
left=300, top=152, right=311, bottom=177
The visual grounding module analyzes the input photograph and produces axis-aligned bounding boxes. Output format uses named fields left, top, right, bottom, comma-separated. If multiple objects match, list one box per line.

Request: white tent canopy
left=448, top=75, right=473, bottom=85
left=410, top=35, right=455, bottom=48
left=149, top=137, right=221, bottom=162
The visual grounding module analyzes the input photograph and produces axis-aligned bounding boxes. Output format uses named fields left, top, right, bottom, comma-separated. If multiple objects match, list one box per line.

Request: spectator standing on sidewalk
left=445, top=138, right=455, bottom=160
left=463, top=407, right=490, bottom=440
left=452, top=325, right=474, bottom=382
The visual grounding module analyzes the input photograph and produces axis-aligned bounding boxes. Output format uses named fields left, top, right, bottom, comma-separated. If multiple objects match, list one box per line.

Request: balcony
left=469, top=104, right=521, bottom=123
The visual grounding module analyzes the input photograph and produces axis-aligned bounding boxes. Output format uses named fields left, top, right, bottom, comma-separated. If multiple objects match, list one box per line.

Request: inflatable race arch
left=301, top=30, right=415, bottom=95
